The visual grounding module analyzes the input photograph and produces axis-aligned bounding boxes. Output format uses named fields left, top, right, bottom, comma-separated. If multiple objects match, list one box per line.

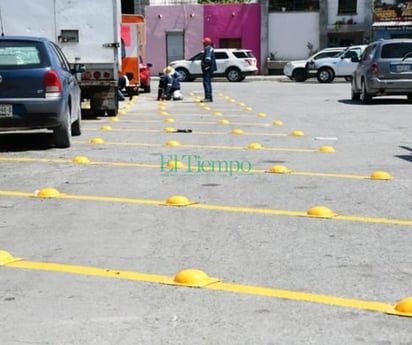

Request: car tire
left=53, top=107, right=71, bottom=148
left=71, top=101, right=82, bottom=136
left=351, top=80, right=360, bottom=101
left=360, top=80, right=372, bottom=104
left=226, top=67, right=242, bottom=82
left=293, top=68, right=307, bottom=82
left=175, top=68, right=190, bottom=82
left=317, top=67, right=334, bottom=83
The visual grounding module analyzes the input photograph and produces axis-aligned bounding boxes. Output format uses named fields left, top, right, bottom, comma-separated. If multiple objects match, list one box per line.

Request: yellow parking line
left=3, top=258, right=395, bottom=316
left=84, top=127, right=288, bottom=137
left=0, top=157, right=379, bottom=180
left=0, top=189, right=411, bottom=227
left=73, top=140, right=317, bottom=152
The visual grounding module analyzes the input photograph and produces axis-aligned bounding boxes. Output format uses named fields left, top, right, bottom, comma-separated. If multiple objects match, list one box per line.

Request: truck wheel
left=317, top=67, right=334, bottom=83
left=53, top=107, right=71, bottom=148
left=293, top=68, right=307, bottom=82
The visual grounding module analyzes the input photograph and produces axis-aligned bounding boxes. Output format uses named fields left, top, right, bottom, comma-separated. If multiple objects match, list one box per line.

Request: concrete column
left=259, top=0, right=269, bottom=75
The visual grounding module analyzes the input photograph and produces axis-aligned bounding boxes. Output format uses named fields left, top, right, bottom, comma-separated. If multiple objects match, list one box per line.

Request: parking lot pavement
left=0, top=80, right=412, bottom=345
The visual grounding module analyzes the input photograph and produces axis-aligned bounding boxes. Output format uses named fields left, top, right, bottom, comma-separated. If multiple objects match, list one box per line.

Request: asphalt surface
left=0, top=77, right=411, bottom=345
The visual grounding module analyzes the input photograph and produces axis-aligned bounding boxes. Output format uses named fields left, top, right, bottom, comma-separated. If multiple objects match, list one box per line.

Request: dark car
left=351, top=39, right=412, bottom=103
left=0, top=36, right=83, bottom=148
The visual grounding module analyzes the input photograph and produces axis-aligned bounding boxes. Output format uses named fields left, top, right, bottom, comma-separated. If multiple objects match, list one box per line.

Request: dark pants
left=202, top=69, right=213, bottom=100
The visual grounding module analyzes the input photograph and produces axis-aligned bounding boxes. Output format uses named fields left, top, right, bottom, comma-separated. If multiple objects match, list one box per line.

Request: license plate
left=0, top=104, right=12, bottom=118
left=396, top=64, right=411, bottom=72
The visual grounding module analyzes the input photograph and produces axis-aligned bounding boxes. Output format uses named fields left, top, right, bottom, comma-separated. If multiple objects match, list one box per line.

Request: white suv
left=314, top=45, right=367, bottom=83
left=283, top=47, right=345, bottom=82
left=169, top=48, right=258, bottom=82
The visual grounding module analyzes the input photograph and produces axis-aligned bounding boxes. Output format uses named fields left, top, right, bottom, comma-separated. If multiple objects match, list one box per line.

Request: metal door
left=166, top=30, right=184, bottom=64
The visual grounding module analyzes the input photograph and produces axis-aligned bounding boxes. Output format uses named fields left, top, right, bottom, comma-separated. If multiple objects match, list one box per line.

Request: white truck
left=0, top=0, right=123, bottom=116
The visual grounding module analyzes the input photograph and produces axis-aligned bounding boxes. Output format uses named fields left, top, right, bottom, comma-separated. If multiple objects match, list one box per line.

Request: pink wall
left=145, top=3, right=261, bottom=75
left=204, top=3, right=261, bottom=70
left=145, top=5, right=204, bottom=75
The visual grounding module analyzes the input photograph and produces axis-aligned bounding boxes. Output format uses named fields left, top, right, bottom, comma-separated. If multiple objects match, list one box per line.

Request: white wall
left=328, top=1, right=366, bottom=27
left=268, top=12, right=319, bottom=60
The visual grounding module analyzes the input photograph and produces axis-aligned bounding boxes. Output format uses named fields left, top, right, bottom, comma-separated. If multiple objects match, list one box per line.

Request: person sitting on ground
left=162, top=66, right=183, bottom=101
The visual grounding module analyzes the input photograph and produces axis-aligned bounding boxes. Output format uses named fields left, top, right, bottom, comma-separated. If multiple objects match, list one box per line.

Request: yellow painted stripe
left=84, top=127, right=288, bottom=137
left=0, top=189, right=411, bottom=227
left=4, top=259, right=394, bottom=315
left=0, top=156, right=369, bottom=179
left=73, top=140, right=317, bottom=152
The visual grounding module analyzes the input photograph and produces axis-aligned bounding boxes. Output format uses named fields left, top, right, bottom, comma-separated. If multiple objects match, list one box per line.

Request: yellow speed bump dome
left=291, top=130, right=304, bottom=136
left=72, top=156, right=90, bottom=164
left=160, top=111, right=169, bottom=116
left=110, top=117, right=120, bottom=122
left=36, top=188, right=60, bottom=198
left=172, top=269, right=220, bottom=287
left=164, top=195, right=196, bottom=206
left=166, top=140, right=181, bottom=147
left=247, top=142, right=263, bottom=150
left=164, top=127, right=176, bottom=133
left=269, top=165, right=291, bottom=174
left=164, top=118, right=175, bottom=123
left=392, top=297, right=412, bottom=317
left=214, top=111, right=223, bottom=117
left=167, top=160, right=185, bottom=169
left=370, top=171, right=392, bottom=180
left=232, top=129, right=244, bottom=135
left=273, top=120, right=284, bottom=126
left=90, top=138, right=105, bottom=144
left=307, top=206, right=336, bottom=218
left=218, top=119, right=230, bottom=125
left=100, top=125, right=112, bottom=131
left=0, top=250, right=21, bottom=266
left=257, top=112, right=267, bottom=118
left=118, top=110, right=126, bottom=115
left=244, top=106, right=253, bottom=111
left=319, top=145, right=335, bottom=153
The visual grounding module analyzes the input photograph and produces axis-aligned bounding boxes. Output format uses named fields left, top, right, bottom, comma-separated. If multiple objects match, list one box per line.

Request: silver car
left=351, top=39, right=412, bottom=103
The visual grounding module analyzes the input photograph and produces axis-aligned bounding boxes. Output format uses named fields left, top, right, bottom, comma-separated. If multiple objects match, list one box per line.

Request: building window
left=338, top=0, right=357, bottom=15
left=269, top=0, right=319, bottom=12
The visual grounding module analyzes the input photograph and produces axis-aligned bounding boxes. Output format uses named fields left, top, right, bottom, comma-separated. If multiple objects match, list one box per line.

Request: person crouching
left=161, top=66, right=183, bottom=101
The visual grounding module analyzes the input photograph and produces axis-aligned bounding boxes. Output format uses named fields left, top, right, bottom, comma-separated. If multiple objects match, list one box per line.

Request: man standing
left=201, top=37, right=217, bottom=102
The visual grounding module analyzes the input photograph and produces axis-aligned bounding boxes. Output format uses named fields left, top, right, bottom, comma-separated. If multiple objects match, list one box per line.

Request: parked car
left=139, top=55, right=152, bottom=93
left=314, top=45, right=367, bottom=83
left=0, top=36, right=83, bottom=148
left=351, top=39, right=412, bottom=103
left=283, top=47, right=345, bottom=82
left=169, top=48, right=258, bottom=82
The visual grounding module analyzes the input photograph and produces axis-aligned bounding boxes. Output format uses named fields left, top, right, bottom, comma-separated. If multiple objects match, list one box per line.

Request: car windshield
left=0, top=41, right=46, bottom=69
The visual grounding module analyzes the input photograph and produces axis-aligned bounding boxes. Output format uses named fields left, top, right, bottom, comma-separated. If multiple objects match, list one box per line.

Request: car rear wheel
left=360, top=80, right=372, bottom=104
left=71, top=102, right=82, bottom=136
left=175, top=68, right=190, bottom=82
left=226, top=67, right=242, bottom=82
left=351, top=79, right=360, bottom=101
left=53, top=107, right=71, bottom=148
left=317, top=67, right=334, bottom=83
left=293, top=68, right=307, bottom=82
